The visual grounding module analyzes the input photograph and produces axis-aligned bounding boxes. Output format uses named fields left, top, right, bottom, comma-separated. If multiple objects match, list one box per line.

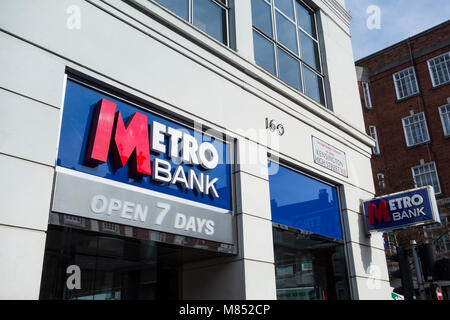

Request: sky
left=345, top=0, right=450, bottom=61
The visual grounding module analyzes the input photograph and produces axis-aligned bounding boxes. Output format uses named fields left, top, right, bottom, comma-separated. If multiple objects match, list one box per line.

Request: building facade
left=0, top=0, right=389, bottom=300
left=356, top=21, right=450, bottom=298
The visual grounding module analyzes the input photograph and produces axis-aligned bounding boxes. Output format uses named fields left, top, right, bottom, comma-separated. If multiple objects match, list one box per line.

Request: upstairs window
left=439, top=104, right=450, bottom=136
left=427, top=52, right=450, bottom=87
left=412, top=162, right=441, bottom=195
left=362, top=82, right=372, bottom=109
left=251, top=0, right=325, bottom=106
left=368, top=125, right=380, bottom=155
left=393, top=67, right=419, bottom=100
left=155, top=0, right=229, bottom=45
left=402, top=112, right=430, bottom=147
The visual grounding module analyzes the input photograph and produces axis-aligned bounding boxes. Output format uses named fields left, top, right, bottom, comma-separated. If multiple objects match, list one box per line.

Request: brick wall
left=356, top=22, right=450, bottom=217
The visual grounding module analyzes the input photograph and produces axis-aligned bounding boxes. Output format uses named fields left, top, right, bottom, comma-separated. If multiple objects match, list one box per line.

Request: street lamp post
left=411, top=240, right=426, bottom=300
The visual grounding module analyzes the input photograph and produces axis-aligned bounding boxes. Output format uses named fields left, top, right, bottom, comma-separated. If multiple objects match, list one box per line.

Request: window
left=268, top=161, right=350, bottom=300
left=362, top=82, right=372, bottom=109
left=268, top=161, right=343, bottom=240
left=427, top=52, right=450, bottom=87
left=155, top=0, right=229, bottom=45
left=393, top=67, right=419, bottom=100
left=369, top=125, right=380, bottom=155
left=251, top=0, right=326, bottom=105
left=439, top=104, right=450, bottom=136
left=412, top=162, right=441, bottom=195
left=402, top=112, right=430, bottom=147
left=40, top=225, right=181, bottom=300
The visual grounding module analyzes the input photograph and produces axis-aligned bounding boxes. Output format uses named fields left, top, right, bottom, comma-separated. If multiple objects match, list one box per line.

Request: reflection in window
left=269, top=162, right=350, bottom=300
left=39, top=226, right=180, bottom=300
left=251, top=0, right=325, bottom=106
left=275, top=11, right=298, bottom=55
left=278, top=47, right=302, bottom=91
left=252, top=0, right=273, bottom=38
left=154, top=0, right=189, bottom=20
left=273, top=228, right=350, bottom=300
left=275, top=0, right=295, bottom=20
left=303, top=65, right=325, bottom=109
left=155, top=0, right=229, bottom=45
left=254, top=30, right=277, bottom=76
left=268, top=162, right=343, bottom=240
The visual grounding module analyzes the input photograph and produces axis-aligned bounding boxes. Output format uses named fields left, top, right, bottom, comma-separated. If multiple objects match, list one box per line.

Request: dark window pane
left=193, top=0, right=227, bottom=44
left=253, top=31, right=276, bottom=75
left=278, top=47, right=302, bottom=91
left=39, top=225, right=181, bottom=300
left=296, top=1, right=316, bottom=38
left=275, top=11, right=298, bottom=55
left=274, top=0, right=295, bottom=20
left=155, top=0, right=189, bottom=21
left=303, top=65, right=324, bottom=104
left=299, top=30, right=320, bottom=71
left=251, top=0, right=273, bottom=38
left=273, top=227, right=350, bottom=300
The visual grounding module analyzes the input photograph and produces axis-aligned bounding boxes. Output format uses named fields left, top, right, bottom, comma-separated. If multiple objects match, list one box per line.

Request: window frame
left=268, top=156, right=353, bottom=299
left=153, top=0, right=231, bottom=46
left=362, top=82, right=372, bottom=109
left=368, top=125, right=380, bottom=155
left=438, top=104, right=450, bottom=137
left=393, top=66, right=420, bottom=100
left=251, top=0, right=327, bottom=107
left=401, top=112, right=430, bottom=147
left=411, top=162, right=442, bottom=195
left=427, top=51, right=450, bottom=87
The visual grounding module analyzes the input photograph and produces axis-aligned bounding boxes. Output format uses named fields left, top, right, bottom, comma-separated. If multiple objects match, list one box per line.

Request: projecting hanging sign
left=312, top=136, right=348, bottom=178
left=52, top=79, right=233, bottom=244
left=362, top=186, right=441, bottom=233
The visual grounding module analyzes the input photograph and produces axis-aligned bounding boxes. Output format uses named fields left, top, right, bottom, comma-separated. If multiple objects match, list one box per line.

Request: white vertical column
left=0, top=33, right=64, bottom=299
left=340, top=184, right=391, bottom=300
left=182, top=139, right=276, bottom=300
left=231, top=0, right=255, bottom=62
left=235, top=139, right=276, bottom=300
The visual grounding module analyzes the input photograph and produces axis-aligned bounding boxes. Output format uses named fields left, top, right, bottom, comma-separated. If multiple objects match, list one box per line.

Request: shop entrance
left=39, top=225, right=220, bottom=300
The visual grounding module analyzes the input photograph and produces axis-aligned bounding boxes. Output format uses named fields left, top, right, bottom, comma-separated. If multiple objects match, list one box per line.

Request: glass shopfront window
left=40, top=225, right=182, bottom=300
left=268, top=161, right=350, bottom=300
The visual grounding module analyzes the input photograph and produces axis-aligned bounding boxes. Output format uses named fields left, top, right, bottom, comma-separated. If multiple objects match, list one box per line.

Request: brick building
left=356, top=20, right=450, bottom=298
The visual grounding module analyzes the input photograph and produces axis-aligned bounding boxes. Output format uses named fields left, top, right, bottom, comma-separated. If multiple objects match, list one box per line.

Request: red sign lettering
left=85, top=99, right=151, bottom=176
left=368, top=201, right=391, bottom=225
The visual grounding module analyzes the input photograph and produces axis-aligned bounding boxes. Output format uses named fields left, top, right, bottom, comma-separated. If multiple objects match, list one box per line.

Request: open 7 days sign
left=362, top=186, right=441, bottom=233
left=52, top=79, right=233, bottom=244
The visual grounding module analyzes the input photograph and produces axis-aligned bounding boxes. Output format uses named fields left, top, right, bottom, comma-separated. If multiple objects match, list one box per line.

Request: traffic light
left=419, top=243, right=437, bottom=281
left=389, top=247, right=414, bottom=300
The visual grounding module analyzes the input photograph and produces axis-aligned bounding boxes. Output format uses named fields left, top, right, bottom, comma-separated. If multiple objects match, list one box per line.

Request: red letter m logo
left=85, top=99, right=151, bottom=176
left=368, top=201, right=391, bottom=225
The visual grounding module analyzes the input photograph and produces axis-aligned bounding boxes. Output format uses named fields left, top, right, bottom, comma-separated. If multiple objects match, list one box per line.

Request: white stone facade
left=0, top=0, right=390, bottom=299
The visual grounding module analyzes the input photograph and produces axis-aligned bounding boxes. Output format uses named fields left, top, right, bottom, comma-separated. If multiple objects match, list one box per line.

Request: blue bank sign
left=363, top=186, right=440, bottom=232
left=51, top=79, right=234, bottom=244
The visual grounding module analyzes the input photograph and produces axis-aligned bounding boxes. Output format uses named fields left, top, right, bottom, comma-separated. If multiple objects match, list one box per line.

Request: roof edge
left=355, top=19, right=450, bottom=65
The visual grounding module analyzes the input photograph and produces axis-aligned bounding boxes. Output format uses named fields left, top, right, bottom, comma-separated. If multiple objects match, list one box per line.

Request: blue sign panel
left=363, top=187, right=440, bottom=232
left=268, top=162, right=343, bottom=240
left=57, top=79, right=232, bottom=211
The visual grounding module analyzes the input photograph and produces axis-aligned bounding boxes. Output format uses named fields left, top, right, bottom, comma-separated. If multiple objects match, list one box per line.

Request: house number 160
left=265, top=118, right=285, bottom=136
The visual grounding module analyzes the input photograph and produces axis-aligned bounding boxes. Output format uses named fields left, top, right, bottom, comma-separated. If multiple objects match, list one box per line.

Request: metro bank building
left=0, top=0, right=390, bottom=300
